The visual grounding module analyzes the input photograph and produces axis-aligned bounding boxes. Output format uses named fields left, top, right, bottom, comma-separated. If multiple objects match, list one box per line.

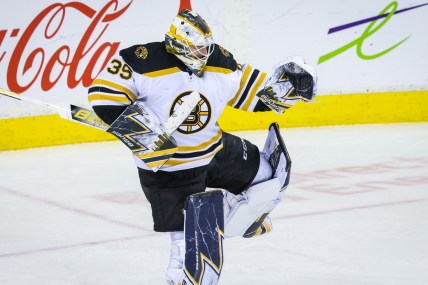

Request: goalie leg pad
left=177, top=190, right=224, bottom=285
left=257, top=122, right=291, bottom=215
left=166, top=236, right=185, bottom=284
left=225, top=123, right=291, bottom=238
left=262, top=122, right=291, bottom=191
left=243, top=214, right=273, bottom=238
left=224, top=178, right=281, bottom=237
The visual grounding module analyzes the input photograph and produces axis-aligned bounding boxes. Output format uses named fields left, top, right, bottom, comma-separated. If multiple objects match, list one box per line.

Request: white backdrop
left=0, top=0, right=427, bottom=118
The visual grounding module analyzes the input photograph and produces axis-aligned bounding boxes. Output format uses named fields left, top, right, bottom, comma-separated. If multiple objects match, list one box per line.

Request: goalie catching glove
left=257, top=57, right=318, bottom=114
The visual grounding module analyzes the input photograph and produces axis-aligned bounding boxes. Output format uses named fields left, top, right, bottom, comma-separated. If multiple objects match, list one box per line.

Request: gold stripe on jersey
left=204, top=66, right=234, bottom=74
left=144, top=67, right=182, bottom=78
left=178, top=130, right=222, bottom=152
left=164, top=144, right=223, bottom=166
left=88, top=93, right=132, bottom=104
left=228, top=65, right=253, bottom=106
left=242, top=72, right=267, bottom=111
left=91, top=79, right=137, bottom=101
left=139, top=150, right=178, bottom=170
left=162, top=131, right=223, bottom=166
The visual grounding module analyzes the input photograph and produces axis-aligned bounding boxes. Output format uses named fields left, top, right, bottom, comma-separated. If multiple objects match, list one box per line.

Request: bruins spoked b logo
left=170, top=91, right=211, bottom=134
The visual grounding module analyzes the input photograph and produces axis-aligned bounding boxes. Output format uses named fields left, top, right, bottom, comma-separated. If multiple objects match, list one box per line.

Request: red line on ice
left=277, top=198, right=428, bottom=220
left=0, top=186, right=148, bottom=231
left=0, top=234, right=153, bottom=258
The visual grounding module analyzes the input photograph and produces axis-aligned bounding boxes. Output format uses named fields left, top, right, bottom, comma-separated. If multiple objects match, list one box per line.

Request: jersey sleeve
left=227, top=64, right=270, bottom=112
left=88, top=54, right=139, bottom=124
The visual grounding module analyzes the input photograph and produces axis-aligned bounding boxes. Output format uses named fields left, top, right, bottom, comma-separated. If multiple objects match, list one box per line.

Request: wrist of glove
left=256, top=57, right=318, bottom=114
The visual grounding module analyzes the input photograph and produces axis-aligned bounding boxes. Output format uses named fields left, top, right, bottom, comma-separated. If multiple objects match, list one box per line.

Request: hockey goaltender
left=88, top=9, right=317, bottom=285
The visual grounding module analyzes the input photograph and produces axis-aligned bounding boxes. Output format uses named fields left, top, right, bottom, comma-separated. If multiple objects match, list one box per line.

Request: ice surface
left=0, top=123, right=427, bottom=284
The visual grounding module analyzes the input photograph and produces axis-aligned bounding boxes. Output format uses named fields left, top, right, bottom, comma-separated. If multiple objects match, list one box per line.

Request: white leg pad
left=224, top=178, right=281, bottom=237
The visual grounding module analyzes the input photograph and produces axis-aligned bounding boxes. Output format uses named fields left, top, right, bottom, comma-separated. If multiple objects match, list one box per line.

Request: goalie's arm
left=87, top=55, right=177, bottom=172
left=88, top=54, right=140, bottom=125
left=228, top=64, right=271, bottom=112
left=227, top=59, right=317, bottom=114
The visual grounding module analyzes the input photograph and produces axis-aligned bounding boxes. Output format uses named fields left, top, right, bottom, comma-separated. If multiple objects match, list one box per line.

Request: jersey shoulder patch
left=119, top=42, right=179, bottom=75
left=206, top=44, right=238, bottom=73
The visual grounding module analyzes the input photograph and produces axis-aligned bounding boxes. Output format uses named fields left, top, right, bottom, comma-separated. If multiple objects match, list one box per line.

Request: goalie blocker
left=107, top=91, right=200, bottom=172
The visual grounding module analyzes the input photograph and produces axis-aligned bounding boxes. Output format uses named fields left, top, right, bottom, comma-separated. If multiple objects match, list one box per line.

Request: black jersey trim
left=138, top=153, right=175, bottom=164
left=88, top=86, right=134, bottom=102
left=206, top=44, right=237, bottom=72
left=235, top=69, right=260, bottom=108
left=119, top=42, right=183, bottom=75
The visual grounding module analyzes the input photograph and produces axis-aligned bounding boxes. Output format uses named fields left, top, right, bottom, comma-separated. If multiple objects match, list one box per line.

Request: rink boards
left=0, top=90, right=427, bottom=151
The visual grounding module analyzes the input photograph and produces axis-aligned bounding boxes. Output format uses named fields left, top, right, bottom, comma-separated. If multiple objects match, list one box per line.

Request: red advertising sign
left=1, top=0, right=133, bottom=94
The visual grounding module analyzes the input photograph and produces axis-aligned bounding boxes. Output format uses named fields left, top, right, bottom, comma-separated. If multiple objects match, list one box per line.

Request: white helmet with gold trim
left=165, top=9, right=215, bottom=77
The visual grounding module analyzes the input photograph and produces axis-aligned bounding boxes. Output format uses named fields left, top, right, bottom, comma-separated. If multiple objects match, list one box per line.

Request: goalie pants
left=138, top=132, right=260, bottom=232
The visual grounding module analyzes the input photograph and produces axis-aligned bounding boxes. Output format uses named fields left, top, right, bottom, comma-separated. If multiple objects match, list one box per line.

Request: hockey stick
left=0, top=88, right=200, bottom=171
left=0, top=88, right=109, bottom=130
left=0, top=88, right=200, bottom=134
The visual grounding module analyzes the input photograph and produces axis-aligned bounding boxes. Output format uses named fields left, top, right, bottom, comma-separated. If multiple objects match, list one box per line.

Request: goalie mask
left=165, top=9, right=215, bottom=77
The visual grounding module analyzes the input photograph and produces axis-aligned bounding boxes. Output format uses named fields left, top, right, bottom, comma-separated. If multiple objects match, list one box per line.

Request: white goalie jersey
left=88, top=42, right=269, bottom=172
